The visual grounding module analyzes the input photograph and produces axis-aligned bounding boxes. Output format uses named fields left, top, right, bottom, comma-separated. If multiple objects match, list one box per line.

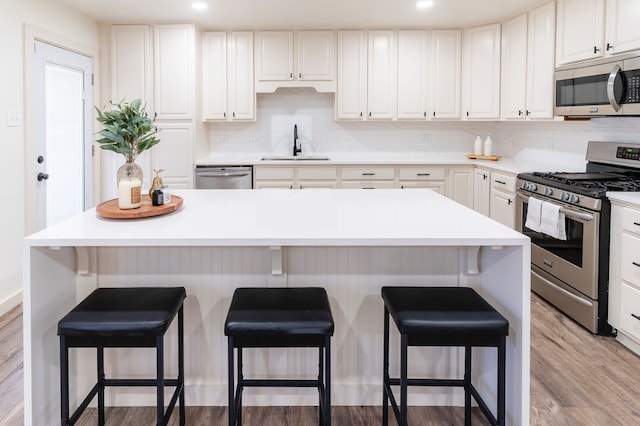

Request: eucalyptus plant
left=95, top=98, right=160, bottom=161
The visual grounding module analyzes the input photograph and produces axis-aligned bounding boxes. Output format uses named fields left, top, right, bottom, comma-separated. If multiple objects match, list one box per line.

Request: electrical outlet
left=220, top=135, right=227, bottom=144
left=7, top=110, right=22, bottom=127
left=423, top=134, right=430, bottom=143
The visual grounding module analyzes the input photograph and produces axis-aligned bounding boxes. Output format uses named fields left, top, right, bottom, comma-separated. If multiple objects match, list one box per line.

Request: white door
left=34, top=41, right=93, bottom=230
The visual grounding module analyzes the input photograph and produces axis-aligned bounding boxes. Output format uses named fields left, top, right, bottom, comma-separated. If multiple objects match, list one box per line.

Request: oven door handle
left=559, top=208, right=594, bottom=222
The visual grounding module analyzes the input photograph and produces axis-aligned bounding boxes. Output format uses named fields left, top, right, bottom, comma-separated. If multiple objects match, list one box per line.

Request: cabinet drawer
left=254, top=167, right=294, bottom=180
left=341, top=167, right=395, bottom=180
left=619, top=282, right=640, bottom=341
left=622, top=233, right=640, bottom=286
left=298, top=167, right=337, bottom=180
left=398, top=167, right=446, bottom=180
left=341, top=181, right=395, bottom=189
left=622, top=207, right=640, bottom=235
left=491, top=172, right=516, bottom=192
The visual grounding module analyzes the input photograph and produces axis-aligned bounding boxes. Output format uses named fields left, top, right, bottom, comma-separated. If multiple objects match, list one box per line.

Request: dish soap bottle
left=474, top=135, right=483, bottom=155
left=483, top=134, right=493, bottom=157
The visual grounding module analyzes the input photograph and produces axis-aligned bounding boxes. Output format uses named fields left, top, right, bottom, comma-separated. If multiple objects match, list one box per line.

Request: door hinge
left=92, top=145, right=95, bottom=157
left=91, top=74, right=94, bottom=85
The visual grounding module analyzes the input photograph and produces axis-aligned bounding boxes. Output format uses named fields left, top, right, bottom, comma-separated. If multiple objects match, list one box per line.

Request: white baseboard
left=0, top=289, right=22, bottom=317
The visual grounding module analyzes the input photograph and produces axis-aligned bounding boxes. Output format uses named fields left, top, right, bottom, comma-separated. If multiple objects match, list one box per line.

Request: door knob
left=37, top=172, right=49, bottom=182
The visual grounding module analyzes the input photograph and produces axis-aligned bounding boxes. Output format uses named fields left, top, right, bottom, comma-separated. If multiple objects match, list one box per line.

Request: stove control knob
left=561, top=192, right=570, bottom=201
left=521, top=182, right=528, bottom=190
left=569, top=194, right=580, bottom=204
left=544, top=187, right=553, bottom=196
left=529, top=183, right=537, bottom=192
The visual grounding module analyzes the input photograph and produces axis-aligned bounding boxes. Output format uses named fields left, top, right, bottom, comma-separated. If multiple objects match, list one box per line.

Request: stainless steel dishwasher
left=195, top=166, right=253, bottom=189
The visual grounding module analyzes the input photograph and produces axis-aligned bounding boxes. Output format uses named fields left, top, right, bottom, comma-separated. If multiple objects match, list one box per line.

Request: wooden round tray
left=96, top=195, right=183, bottom=219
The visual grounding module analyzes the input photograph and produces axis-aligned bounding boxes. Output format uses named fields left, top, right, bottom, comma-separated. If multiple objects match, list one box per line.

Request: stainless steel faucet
left=293, top=124, right=302, bottom=156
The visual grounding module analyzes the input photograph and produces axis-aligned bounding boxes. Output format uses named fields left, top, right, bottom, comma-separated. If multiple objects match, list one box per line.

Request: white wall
left=205, top=88, right=640, bottom=163
left=0, top=0, right=98, bottom=314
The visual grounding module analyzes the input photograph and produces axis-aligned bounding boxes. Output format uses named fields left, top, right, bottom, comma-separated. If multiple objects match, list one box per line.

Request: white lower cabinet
left=609, top=202, right=640, bottom=355
left=398, top=167, right=445, bottom=193
left=254, top=166, right=337, bottom=189
left=489, top=171, right=516, bottom=228
left=473, top=168, right=491, bottom=216
left=446, top=167, right=474, bottom=208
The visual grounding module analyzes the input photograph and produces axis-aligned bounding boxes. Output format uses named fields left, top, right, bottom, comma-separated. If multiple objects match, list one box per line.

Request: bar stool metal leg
left=98, top=346, right=105, bottom=425
left=237, top=347, right=243, bottom=426
left=498, top=336, right=506, bottom=426
left=60, top=336, right=69, bottom=426
left=382, top=306, right=389, bottom=426
left=228, top=337, right=235, bottom=426
left=156, top=335, right=165, bottom=426
left=400, top=333, right=408, bottom=426
left=318, top=346, right=324, bottom=425
left=178, top=307, right=185, bottom=425
left=325, top=336, right=331, bottom=426
left=464, top=345, right=472, bottom=426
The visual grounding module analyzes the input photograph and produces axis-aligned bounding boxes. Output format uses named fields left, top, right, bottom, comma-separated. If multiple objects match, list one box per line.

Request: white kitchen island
left=24, top=189, right=530, bottom=425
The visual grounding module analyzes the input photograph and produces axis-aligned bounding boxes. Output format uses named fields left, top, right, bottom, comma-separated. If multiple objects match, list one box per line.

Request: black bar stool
left=381, top=286, right=509, bottom=426
left=224, top=287, right=334, bottom=426
left=58, top=287, right=186, bottom=426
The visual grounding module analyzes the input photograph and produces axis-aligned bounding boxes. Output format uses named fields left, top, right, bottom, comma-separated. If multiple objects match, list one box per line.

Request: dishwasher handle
left=197, top=170, right=251, bottom=178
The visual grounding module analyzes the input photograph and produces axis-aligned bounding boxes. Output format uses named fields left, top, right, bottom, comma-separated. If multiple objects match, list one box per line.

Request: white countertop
left=196, top=149, right=586, bottom=175
left=607, top=192, right=640, bottom=205
left=25, top=189, right=527, bottom=247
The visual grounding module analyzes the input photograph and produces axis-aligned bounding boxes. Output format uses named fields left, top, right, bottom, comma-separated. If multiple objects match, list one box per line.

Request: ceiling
left=57, top=0, right=545, bottom=30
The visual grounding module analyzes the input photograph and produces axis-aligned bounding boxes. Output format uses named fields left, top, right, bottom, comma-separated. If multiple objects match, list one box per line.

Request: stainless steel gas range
left=516, top=141, right=640, bottom=334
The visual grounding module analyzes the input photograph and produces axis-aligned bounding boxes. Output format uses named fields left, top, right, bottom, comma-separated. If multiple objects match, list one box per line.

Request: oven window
left=521, top=200, right=584, bottom=267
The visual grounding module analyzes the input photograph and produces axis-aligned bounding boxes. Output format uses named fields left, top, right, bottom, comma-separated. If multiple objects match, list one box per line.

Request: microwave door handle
left=607, top=64, right=622, bottom=112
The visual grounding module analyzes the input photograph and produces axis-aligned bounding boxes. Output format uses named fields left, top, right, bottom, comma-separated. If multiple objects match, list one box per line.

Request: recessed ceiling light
left=416, top=0, right=434, bottom=9
left=192, top=2, right=208, bottom=11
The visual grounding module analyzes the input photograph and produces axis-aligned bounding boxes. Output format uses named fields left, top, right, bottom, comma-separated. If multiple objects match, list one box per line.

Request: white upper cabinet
left=337, top=31, right=367, bottom=120
left=430, top=30, right=461, bottom=119
left=367, top=30, right=397, bottom=120
left=110, top=25, right=152, bottom=106
left=527, top=2, right=556, bottom=119
left=203, top=31, right=255, bottom=121
left=605, top=0, right=640, bottom=55
left=462, top=24, right=501, bottom=119
left=153, top=24, right=194, bottom=120
left=397, top=30, right=429, bottom=120
left=502, top=3, right=556, bottom=120
left=556, top=0, right=605, bottom=65
left=501, top=14, right=529, bottom=119
left=255, top=31, right=335, bottom=92
left=297, top=31, right=335, bottom=81
left=255, top=31, right=294, bottom=81
left=337, top=30, right=397, bottom=120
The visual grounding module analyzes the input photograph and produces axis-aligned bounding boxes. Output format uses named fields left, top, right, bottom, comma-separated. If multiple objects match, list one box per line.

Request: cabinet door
left=202, top=32, right=228, bottom=121
left=526, top=2, right=556, bottom=119
left=297, top=31, right=334, bottom=81
left=474, top=168, right=491, bottom=216
left=462, top=24, right=501, bottom=119
left=397, top=30, right=428, bottom=120
left=367, top=30, right=396, bottom=119
left=151, top=123, right=193, bottom=188
left=447, top=168, right=474, bottom=209
left=153, top=24, right=194, bottom=120
left=490, top=189, right=515, bottom=228
left=229, top=32, right=255, bottom=121
left=605, top=0, right=640, bottom=55
left=556, top=0, right=605, bottom=65
left=337, top=31, right=367, bottom=120
left=111, top=25, right=152, bottom=106
left=256, top=31, right=294, bottom=81
left=430, top=30, right=461, bottom=119
left=501, top=14, right=528, bottom=119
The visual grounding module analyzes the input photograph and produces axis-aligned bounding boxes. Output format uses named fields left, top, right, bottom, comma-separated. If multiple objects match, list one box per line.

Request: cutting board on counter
left=466, top=154, right=501, bottom=161
left=96, top=195, right=183, bottom=219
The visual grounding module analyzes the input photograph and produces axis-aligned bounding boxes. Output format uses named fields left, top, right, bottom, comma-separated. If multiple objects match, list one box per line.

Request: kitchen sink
left=261, top=155, right=331, bottom=161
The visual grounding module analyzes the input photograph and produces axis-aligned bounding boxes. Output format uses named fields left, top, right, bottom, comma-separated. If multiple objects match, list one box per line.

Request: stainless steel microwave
left=554, top=54, right=640, bottom=116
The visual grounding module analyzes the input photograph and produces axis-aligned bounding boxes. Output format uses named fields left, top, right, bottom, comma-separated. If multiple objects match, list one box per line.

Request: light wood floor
left=3, top=294, right=640, bottom=425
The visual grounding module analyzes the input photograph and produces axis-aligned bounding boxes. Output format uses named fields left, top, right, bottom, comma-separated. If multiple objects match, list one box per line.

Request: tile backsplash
left=205, top=88, right=640, bottom=160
